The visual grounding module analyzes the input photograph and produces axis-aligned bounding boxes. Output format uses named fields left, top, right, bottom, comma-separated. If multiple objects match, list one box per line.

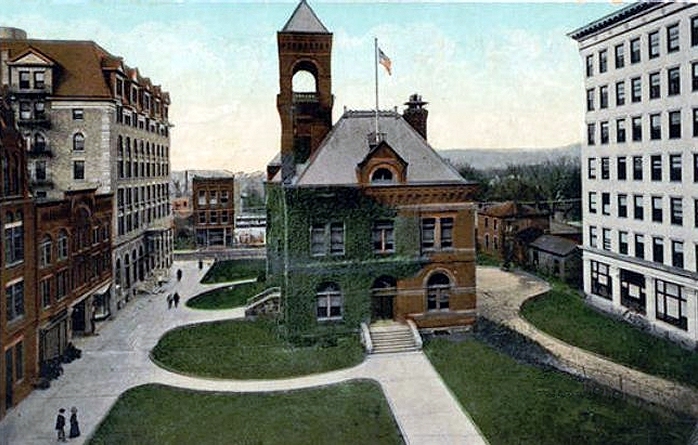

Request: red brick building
left=193, top=175, right=235, bottom=248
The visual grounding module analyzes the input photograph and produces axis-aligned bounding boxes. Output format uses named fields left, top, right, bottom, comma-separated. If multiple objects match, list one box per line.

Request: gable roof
left=480, top=201, right=546, bottom=218
left=281, top=0, right=330, bottom=34
left=530, top=234, right=578, bottom=257
left=293, top=110, right=467, bottom=187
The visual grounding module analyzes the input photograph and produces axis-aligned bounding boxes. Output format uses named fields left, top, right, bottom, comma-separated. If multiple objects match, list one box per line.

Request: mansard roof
left=281, top=0, right=329, bottom=34
left=293, top=110, right=467, bottom=186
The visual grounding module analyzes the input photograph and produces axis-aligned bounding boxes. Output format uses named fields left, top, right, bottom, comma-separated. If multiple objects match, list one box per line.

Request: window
left=586, top=54, right=593, bottom=77
left=630, top=38, right=641, bottom=63
left=651, top=155, right=662, bottom=181
left=668, top=67, right=680, bottom=96
left=34, top=71, right=45, bottom=89
left=649, top=72, right=660, bottom=99
left=694, top=109, right=698, bottom=137
left=615, top=81, right=625, bottom=106
left=667, top=24, right=679, bottom=53
left=34, top=160, right=46, bottom=181
left=440, top=217, right=454, bottom=248
left=617, top=157, right=627, bottom=181
left=586, top=89, right=595, bottom=111
left=56, top=269, right=68, bottom=299
left=620, top=269, right=646, bottom=313
left=619, top=231, right=629, bottom=254
left=34, top=102, right=45, bottom=120
left=655, top=279, right=686, bottom=330
left=588, top=192, right=597, bottom=214
left=599, top=49, right=607, bottom=73
left=329, top=223, right=344, bottom=255
left=220, top=191, right=229, bottom=205
left=693, top=16, right=698, bottom=46
left=589, top=226, right=598, bottom=248
left=601, top=193, right=610, bottom=215
left=600, top=122, right=609, bottom=145
left=5, top=280, right=25, bottom=322
left=632, top=117, right=642, bottom=142
left=651, top=196, right=663, bottom=222
left=40, top=279, right=51, bottom=308
left=73, top=133, right=85, bottom=151
left=590, top=260, right=611, bottom=299
left=422, top=217, right=436, bottom=250
left=652, top=237, right=664, bottom=263
left=371, top=168, right=394, bottom=184
left=670, top=197, right=683, bottom=225
left=4, top=215, right=24, bottom=265
left=39, top=235, right=51, bottom=268
left=587, top=123, right=595, bottom=145
left=316, top=282, right=342, bottom=320
left=19, top=71, right=30, bottom=89
left=669, top=154, right=682, bottom=182
left=669, top=111, right=681, bottom=139
left=58, top=230, right=68, bottom=259
left=648, top=31, right=660, bottom=58
left=602, top=228, right=611, bottom=250
left=73, top=161, right=85, bottom=180
left=693, top=62, right=698, bottom=91
left=631, top=77, right=642, bottom=102
left=19, top=101, right=30, bottom=120
left=372, top=221, right=395, bottom=253
left=633, top=156, right=643, bottom=180
left=695, top=154, right=698, bottom=182
left=599, top=158, right=609, bottom=180
left=616, top=119, right=626, bottom=143
left=650, top=114, right=661, bottom=140
left=618, top=194, right=628, bottom=218
left=633, top=195, right=644, bottom=220
left=599, top=86, right=608, bottom=109
left=672, top=241, right=684, bottom=268
left=197, top=191, right=206, bottom=205
left=210, top=191, right=218, bottom=205
left=72, top=109, right=84, bottom=120
left=426, top=273, right=451, bottom=311
left=615, top=44, right=624, bottom=68
left=635, top=234, right=645, bottom=259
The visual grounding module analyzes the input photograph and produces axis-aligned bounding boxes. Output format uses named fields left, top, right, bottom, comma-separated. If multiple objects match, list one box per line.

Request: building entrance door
left=71, top=301, right=86, bottom=333
left=5, top=349, right=13, bottom=409
left=371, top=276, right=397, bottom=321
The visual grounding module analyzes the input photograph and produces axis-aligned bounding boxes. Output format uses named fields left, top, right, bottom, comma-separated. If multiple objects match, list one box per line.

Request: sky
left=0, top=1, right=622, bottom=172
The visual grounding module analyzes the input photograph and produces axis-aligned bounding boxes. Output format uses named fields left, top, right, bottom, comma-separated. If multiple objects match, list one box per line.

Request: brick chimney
left=403, top=93, right=428, bottom=140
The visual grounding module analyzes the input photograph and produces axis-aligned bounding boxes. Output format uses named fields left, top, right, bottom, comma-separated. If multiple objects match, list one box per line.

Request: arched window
left=316, top=282, right=342, bottom=320
left=39, top=235, right=52, bottom=267
left=426, top=272, right=451, bottom=311
left=73, top=133, right=85, bottom=151
left=484, top=234, right=490, bottom=250
left=292, top=70, right=316, bottom=93
left=58, top=230, right=69, bottom=260
left=371, top=168, right=394, bottom=184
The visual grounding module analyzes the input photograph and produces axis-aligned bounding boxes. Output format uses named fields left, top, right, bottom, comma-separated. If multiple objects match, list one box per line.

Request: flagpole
left=374, top=37, right=379, bottom=144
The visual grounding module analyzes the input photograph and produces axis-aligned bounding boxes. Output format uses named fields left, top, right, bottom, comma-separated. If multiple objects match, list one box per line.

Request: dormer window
left=371, top=167, right=394, bottom=184
left=34, top=71, right=45, bottom=89
left=116, top=78, right=123, bottom=97
left=19, top=71, right=30, bottom=89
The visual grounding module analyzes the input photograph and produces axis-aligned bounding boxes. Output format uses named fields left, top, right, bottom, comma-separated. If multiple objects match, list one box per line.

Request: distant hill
left=439, top=144, right=581, bottom=171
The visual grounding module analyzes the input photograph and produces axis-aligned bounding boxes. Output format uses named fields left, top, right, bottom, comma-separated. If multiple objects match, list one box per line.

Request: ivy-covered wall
left=266, top=183, right=425, bottom=336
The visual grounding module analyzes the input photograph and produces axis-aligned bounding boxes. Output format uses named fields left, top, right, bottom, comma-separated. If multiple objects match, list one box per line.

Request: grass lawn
left=521, top=282, right=698, bottom=388
left=200, top=259, right=265, bottom=284
left=186, top=281, right=269, bottom=310
left=89, top=382, right=402, bottom=445
left=425, top=336, right=694, bottom=445
left=151, top=319, right=365, bottom=379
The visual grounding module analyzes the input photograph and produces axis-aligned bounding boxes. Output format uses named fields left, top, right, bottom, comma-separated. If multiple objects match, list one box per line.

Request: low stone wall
left=174, top=247, right=265, bottom=262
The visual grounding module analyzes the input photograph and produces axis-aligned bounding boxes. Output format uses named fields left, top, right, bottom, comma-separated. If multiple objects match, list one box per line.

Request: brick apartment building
left=192, top=174, right=236, bottom=248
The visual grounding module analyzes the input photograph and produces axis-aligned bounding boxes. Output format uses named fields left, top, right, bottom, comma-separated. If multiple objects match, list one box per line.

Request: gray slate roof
left=282, top=1, right=329, bottom=34
left=294, top=110, right=467, bottom=186
left=530, top=234, right=578, bottom=257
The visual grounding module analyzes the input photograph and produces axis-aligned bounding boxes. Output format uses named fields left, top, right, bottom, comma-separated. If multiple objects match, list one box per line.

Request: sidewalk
left=0, top=260, right=488, bottom=445
left=477, top=266, right=698, bottom=418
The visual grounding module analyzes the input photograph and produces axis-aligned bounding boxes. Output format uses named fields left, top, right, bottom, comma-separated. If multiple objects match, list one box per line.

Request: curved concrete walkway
left=477, top=266, right=698, bottom=418
left=0, top=260, right=487, bottom=445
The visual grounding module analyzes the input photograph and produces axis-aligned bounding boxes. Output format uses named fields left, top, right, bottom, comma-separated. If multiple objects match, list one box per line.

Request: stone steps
left=369, top=322, right=419, bottom=354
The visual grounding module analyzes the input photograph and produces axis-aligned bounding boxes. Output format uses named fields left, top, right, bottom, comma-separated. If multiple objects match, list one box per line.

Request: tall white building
left=571, top=3, right=698, bottom=346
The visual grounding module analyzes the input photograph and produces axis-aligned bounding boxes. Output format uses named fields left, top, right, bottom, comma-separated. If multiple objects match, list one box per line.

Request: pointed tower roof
left=281, top=0, right=329, bottom=34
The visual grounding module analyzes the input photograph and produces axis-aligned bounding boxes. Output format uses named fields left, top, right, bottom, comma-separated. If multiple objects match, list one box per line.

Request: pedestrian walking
left=68, top=407, right=80, bottom=439
left=198, top=259, right=203, bottom=270
left=167, top=293, right=173, bottom=309
left=89, top=303, right=96, bottom=335
left=55, top=408, right=67, bottom=442
left=173, top=292, right=180, bottom=308
left=176, top=268, right=182, bottom=281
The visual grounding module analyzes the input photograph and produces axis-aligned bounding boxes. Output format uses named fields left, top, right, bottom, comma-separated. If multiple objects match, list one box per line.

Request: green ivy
left=266, top=183, right=426, bottom=337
